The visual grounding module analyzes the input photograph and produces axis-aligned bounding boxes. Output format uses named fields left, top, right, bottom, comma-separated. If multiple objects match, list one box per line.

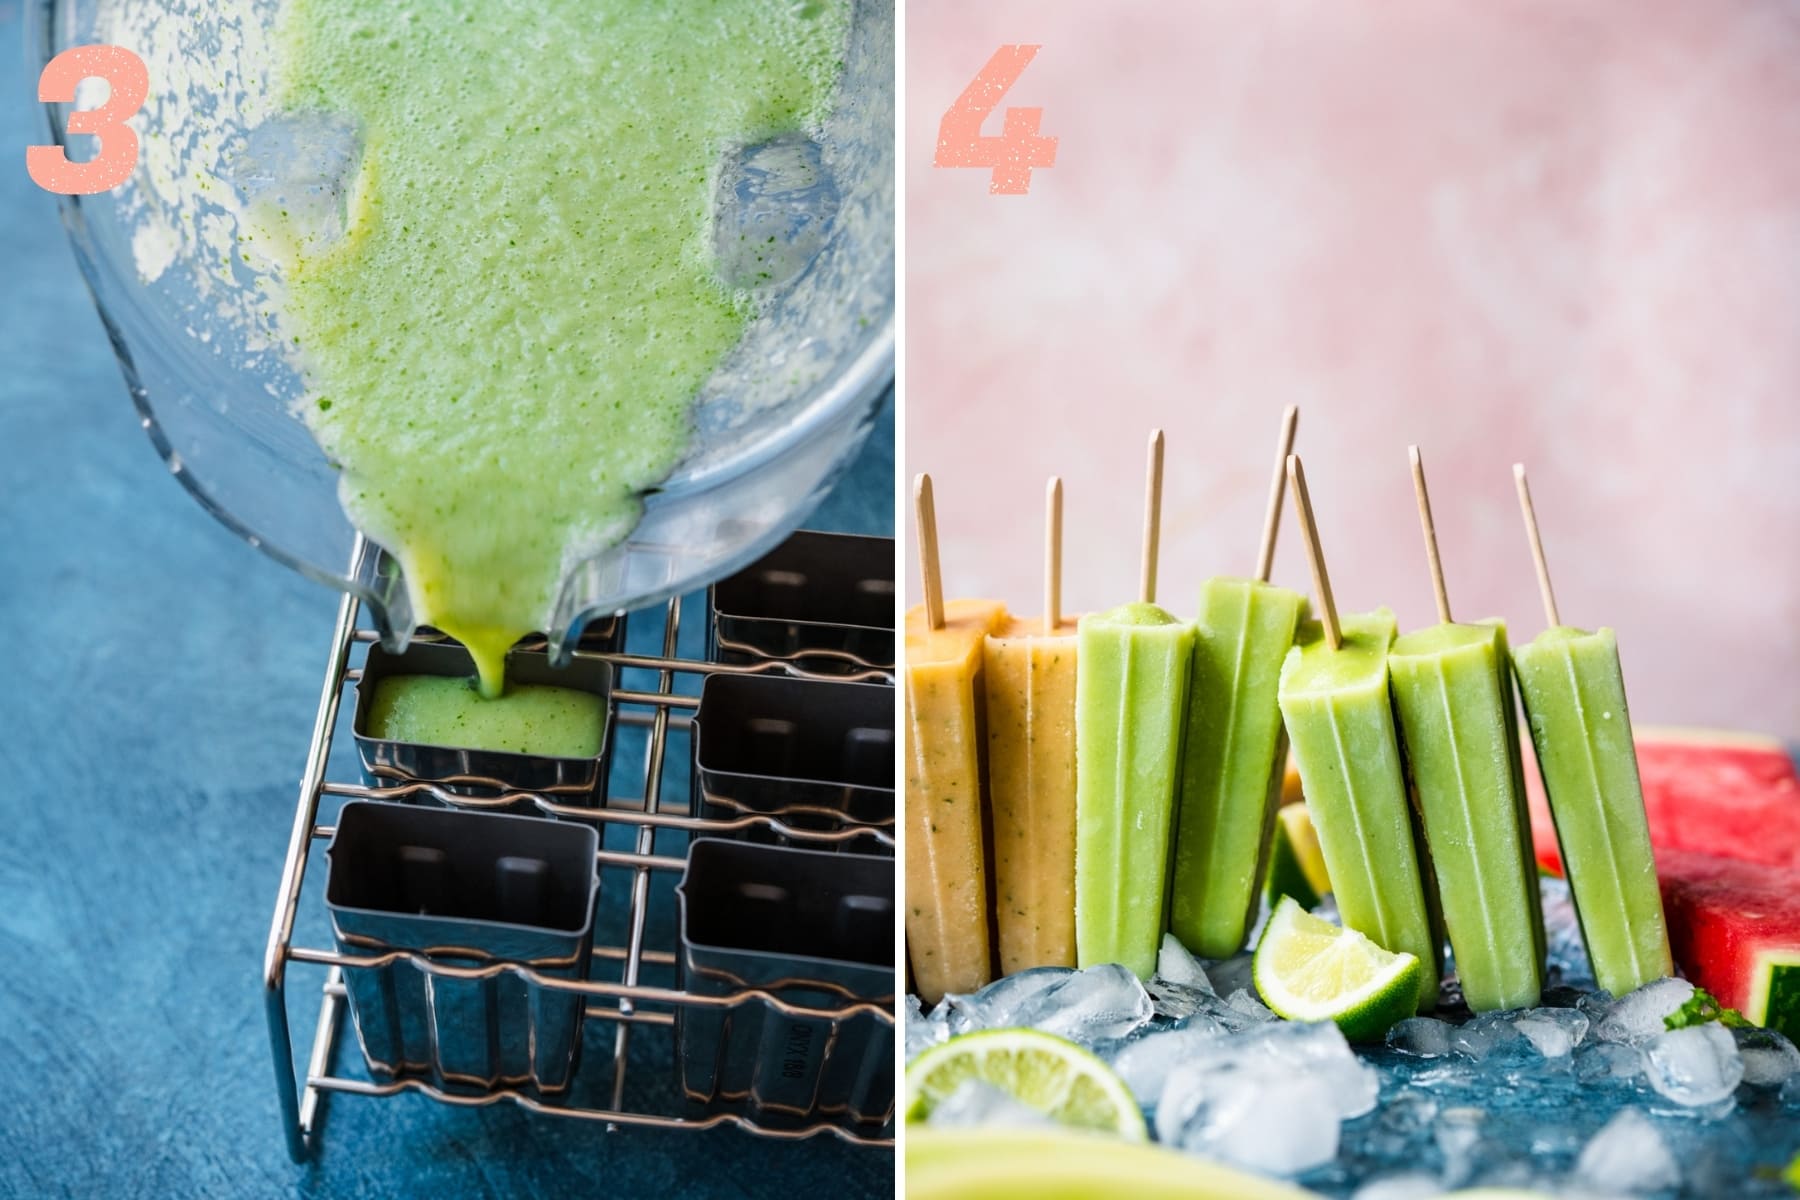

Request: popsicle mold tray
left=263, top=539, right=896, bottom=1160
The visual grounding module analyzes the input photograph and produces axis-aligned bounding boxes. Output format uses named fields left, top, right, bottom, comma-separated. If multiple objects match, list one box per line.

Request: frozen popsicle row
left=905, top=435, right=1672, bottom=1015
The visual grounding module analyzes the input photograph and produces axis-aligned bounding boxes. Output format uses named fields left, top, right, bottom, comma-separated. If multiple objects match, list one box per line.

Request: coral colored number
left=933, top=45, right=1058, bottom=195
left=27, top=45, right=149, bottom=196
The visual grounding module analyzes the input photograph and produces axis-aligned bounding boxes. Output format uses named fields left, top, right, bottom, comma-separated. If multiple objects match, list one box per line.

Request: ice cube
left=1573, top=1040, right=1646, bottom=1084
left=1226, top=988, right=1277, bottom=1023
left=1159, top=1064, right=1342, bottom=1176
left=230, top=114, right=364, bottom=267
left=1573, top=1108, right=1680, bottom=1193
left=905, top=994, right=948, bottom=1062
left=1105, top=1020, right=1229, bottom=1105
left=1594, top=977, right=1695, bottom=1044
left=1145, top=982, right=1278, bottom=1033
left=1576, top=987, right=1617, bottom=1021
left=1011, top=964, right=1152, bottom=1046
left=1451, top=1012, right=1530, bottom=1062
left=1147, top=979, right=1211, bottom=1020
left=1388, top=1017, right=1455, bottom=1058
left=1432, top=1106, right=1486, bottom=1188
left=1781, top=1073, right=1800, bottom=1109
left=926, top=1080, right=1056, bottom=1130
left=1256, top=1019, right=1380, bottom=1119
left=1512, top=1008, right=1590, bottom=1058
left=1734, top=1027, right=1800, bottom=1088
left=1159, top=1018, right=1377, bottom=1123
left=1156, top=933, right=1214, bottom=991
left=712, top=134, right=839, bottom=292
left=1364, top=1088, right=1440, bottom=1159
left=943, top=966, right=1073, bottom=1034
left=1642, top=1024, right=1744, bottom=1107
left=1350, top=1172, right=1442, bottom=1200
left=1203, top=952, right=1257, bottom=997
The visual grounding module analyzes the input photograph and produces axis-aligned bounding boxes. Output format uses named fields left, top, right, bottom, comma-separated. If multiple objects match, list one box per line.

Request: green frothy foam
left=273, top=0, right=849, bottom=693
left=369, top=674, right=604, bottom=758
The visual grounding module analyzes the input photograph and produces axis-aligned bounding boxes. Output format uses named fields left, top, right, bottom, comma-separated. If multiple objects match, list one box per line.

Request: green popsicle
left=1074, top=602, right=1196, bottom=979
left=1170, top=577, right=1306, bottom=957
left=1278, top=609, right=1442, bottom=1011
left=1512, top=626, right=1672, bottom=996
left=1389, top=620, right=1545, bottom=1012
left=1390, top=447, right=1544, bottom=1012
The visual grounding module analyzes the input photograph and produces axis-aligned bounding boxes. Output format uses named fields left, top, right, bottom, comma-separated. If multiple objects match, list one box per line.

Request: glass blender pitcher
left=28, top=0, right=895, bottom=661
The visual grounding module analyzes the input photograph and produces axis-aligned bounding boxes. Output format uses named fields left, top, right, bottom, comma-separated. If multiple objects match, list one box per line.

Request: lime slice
left=903, top=1028, right=1148, bottom=1141
left=1263, top=802, right=1331, bottom=909
left=908, top=1129, right=1315, bottom=1200
left=1253, top=895, right=1422, bottom=1042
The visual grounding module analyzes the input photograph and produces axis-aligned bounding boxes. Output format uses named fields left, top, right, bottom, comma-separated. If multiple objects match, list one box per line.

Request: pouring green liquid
left=272, top=0, right=849, bottom=695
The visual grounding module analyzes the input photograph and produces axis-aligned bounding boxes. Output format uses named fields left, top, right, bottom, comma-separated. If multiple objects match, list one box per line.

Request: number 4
left=26, top=45, right=149, bottom=196
left=934, top=45, right=1057, bottom=196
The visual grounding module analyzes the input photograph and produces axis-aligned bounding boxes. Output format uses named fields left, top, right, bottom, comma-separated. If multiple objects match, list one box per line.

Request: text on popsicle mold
left=934, top=44, right=1058, bottom=195
left=26, top=46, right=148, bottom=196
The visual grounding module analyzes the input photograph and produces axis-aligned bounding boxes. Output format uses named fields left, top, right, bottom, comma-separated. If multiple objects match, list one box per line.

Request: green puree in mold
left=369, top=675, right=604, bottom=759
left=274, top=0, right=850, bottom=696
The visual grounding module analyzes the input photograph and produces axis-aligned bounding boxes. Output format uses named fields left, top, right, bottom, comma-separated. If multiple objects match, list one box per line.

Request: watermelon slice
left=1659, top=849, right=1800, bottom=1040
left=1526, top=727, right=1800, bottom=876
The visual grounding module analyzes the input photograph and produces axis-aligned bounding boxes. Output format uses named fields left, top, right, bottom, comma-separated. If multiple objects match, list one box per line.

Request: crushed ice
left=906, top=884, right=1797, bottom=1195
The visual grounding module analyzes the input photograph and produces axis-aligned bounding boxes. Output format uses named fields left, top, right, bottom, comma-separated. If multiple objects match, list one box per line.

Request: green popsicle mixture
left=1388, top=620, right=1545, bottom=1013
left=369, top=675, right=605, bottom=758
left=1512, top=626, right=1672, bottom=997
left=271, top=0, right=850, bottom=695
left=1074, top=602, right=1195, bottom=980
left=1170, top=577, right=1305, bottom=958
left=1278, top=609, right=1441, bottom=1012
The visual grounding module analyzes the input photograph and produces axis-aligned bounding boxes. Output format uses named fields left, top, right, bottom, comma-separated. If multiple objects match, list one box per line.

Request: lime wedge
left=1253, top=895, right=1422, bottom=1042
left=1264, top=802, right=1331, bottom=909
left=908, top=1129, right=1315, bottom=1200
left=903, top=1028, right=1148, bottom=1141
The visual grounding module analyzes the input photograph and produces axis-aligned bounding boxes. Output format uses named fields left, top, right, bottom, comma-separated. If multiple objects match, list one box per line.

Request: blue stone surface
left=0, top=11, right=893, bottom=1195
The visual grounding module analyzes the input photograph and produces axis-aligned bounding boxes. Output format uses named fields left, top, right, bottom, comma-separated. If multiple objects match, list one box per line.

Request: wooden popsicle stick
left=1255, top=405, right=1300, bottom=583
left=1140, top=429, right=1165, bottom=605
left=1045, top=476, right=1063, bottom=636
left=1512, top=463, right=1562, bottom=629
left=1408, top=445, right=1454, bottom=625
left=1286, top=453, right=1342, bottom=650
left=914, top=473, right=946, bottom=631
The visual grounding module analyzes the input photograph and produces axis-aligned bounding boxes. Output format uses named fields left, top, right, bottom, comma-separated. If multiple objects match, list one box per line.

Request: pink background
left=907, top=0, right=1800, bottom=735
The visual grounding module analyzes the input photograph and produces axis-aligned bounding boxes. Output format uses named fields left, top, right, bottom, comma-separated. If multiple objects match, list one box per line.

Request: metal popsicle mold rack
left=262, top=536, right=897, bottom=1161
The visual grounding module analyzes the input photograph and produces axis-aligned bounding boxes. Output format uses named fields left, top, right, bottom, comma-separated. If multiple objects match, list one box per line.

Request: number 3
left=27, top=45, right=149, bottom=196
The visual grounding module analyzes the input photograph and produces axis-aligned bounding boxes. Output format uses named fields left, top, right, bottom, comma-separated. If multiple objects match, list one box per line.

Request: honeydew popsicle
left=1386, top=448, right=1544, bottom=1013
left=1506, top=466, right=1672, bottom=997
left=906, top=475, right=1008, bottom=1003
left=1075, top=432, right=1196, bottom=979
left=984, top=479, right=1080, bottom=973
left=1277, top=455, right=1442, bottom=1011
left=1171, top=407, right=1307, bottom=957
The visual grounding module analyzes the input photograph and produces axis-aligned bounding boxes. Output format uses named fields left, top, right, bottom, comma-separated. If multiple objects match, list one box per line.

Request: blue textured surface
left=0, top=11, right=894, bottom=1196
